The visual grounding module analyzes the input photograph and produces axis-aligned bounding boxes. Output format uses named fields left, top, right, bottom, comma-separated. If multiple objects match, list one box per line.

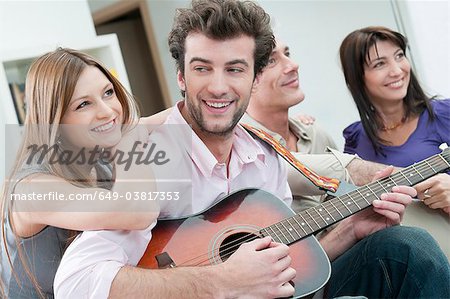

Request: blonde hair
left=1, top=48, right=140, bottom=297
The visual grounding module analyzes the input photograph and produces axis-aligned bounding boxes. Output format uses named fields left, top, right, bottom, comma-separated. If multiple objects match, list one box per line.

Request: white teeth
left=388, top=80, right=403, bottom=88
left=205, top=101, right=231, bottom=108
left=93, top=120, right=114, bottom=132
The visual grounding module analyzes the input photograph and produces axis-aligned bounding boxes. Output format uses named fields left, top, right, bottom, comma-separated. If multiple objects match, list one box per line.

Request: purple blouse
left=343, top=99, right=450, bottom=167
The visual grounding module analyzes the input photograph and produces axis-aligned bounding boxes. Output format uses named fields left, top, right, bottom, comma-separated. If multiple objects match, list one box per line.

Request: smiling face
left=178, top=33, right=256, bottom=137
left=363, top=40, right=411, bottom=106
left=60, top=66, right=123, bottom=149
left=251, top=39, right=304, bottom=111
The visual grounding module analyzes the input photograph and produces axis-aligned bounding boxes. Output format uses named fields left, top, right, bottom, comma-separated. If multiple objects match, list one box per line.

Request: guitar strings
left=176, top=153, right=449, bottom=267
left=181, top=157, right=448, bottom=267
left=188, top=189, right=395, bottom=265
left=177, top=155, right=448, bottom=267
left=212, top=156, right=450, bottom=259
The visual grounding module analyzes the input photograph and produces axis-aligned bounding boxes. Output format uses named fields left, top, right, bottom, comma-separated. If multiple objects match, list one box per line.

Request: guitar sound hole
left=218, top=232, right=258, bottom=262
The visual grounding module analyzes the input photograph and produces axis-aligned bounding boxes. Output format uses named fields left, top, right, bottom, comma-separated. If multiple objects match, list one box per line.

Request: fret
left=355, top=189, right=370, bottom=207
left=298, top=213, right=314, bottom=233
left=359, top=190, right=373, bottom=207
left=274, top=222, right=289, bottom=244
left=342, top=194, right=361, bottom=214
left=328, top=200, right=344, bottom=218
left=280, top=219, right=296, bottom=242
left=387, top=176, right=398, bottom=187
left=347, top=192, right=361, bottom=210
left=432, top=160, right=445, bottom=171
left=432, top=156, right=447, bottom=169
left=427, top=153, right=450, bottom=174
left=267, top=225, right=282, bottom=243
left=376, top=180, right=389, bottom=193
left=292, top=215, right=308, bottom=235
left=406, top=170, right=418, bottom=183
left=391, top=172, right=408, bottom=186
left=285, top=218, right=301, bottom=238
left=399, top=171, right=413, bottom=185
left=424, top=160, right=437, bottom=173
left=321, top=203, right=336, bottom=222
left=313, top=206, right=330, bottom=226
left=304, top=209, right=321, bottom=229
left=411, top=164, right=424, bottom=179
left=383, top=178, right=395, bottom=189
left=336, top=196, right=353, bottom=214
left=360, top=186, right=375, bottom=204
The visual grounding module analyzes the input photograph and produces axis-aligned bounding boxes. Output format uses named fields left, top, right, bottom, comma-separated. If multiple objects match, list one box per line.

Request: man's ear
left=252, top=73, right=261, bottom=93
left=177, top=70, right=186, bottom=91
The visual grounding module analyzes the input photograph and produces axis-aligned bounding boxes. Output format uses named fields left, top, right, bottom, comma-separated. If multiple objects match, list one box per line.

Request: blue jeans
left=325, top=226, right=450, bottom=298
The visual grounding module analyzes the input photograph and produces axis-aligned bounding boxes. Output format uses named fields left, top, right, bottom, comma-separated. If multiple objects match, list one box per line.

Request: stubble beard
left=185, top=93, right=247, bottom=137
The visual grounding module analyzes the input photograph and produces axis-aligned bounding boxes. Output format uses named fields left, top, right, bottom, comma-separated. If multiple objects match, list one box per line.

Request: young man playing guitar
left=54, top=1, right=449, bottom=298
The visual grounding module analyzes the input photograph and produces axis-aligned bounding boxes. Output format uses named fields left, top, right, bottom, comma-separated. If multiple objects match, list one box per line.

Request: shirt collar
left=167, top=102, right=267, bottom=178
left=288, top=118, right=311, bottom=141
left=233, top=124, right=266, bottom=166
left=241, top=112, right=312, bottom=144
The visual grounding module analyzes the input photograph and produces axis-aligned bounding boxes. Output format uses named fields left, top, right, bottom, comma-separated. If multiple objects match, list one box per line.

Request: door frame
left=92, top=0, right=171, bottom=109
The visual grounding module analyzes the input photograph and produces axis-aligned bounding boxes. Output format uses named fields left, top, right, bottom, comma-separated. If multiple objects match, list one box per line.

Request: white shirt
left=54, top=101, right=291, bottom=298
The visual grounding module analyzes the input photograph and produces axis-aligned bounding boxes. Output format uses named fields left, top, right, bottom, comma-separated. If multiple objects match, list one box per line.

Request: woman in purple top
left=340, top=26, right=450, bottom=215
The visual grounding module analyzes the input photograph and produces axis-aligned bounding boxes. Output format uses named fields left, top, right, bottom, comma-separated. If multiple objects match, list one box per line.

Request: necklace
left=380, top=116, right=407, bottom=131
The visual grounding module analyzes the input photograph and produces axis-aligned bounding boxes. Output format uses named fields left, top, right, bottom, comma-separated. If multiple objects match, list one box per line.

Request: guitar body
left=139, top=189, right=331, bottom=298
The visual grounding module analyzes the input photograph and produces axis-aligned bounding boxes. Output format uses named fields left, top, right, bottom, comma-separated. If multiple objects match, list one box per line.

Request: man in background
left=242, top=38, right=382, bottom=211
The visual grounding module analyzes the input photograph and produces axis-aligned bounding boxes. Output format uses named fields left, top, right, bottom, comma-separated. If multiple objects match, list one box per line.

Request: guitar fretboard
left=261, top=148, right=450, bottom=245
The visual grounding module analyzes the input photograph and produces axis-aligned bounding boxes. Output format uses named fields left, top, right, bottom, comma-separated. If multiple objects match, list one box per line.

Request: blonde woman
left=1, top=48, right=161, bottom=298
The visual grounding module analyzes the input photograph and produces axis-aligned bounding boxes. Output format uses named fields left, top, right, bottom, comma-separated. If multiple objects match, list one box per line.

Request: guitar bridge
left=155, top=252, right=176, bottom=269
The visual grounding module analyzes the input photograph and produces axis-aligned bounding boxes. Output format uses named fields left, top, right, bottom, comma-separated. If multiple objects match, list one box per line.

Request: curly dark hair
left=168, top=0, right=275, bottom=96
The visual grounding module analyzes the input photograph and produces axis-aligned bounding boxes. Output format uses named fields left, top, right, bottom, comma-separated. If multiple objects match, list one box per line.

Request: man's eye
left=228, top=68, right=243, bottom=73
left=268, top=58, right=276, bottom=64
left=194, top=66, right=208, bottom=72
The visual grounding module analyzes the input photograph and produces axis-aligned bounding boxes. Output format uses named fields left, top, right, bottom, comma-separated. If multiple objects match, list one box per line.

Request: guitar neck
left=261, top=149, right=450, bottom=245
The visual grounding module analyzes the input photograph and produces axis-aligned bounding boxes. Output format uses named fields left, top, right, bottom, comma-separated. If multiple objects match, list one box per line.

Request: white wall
left=396, top=0, right=450, bottom=98
left=142, top=0, right=449, bottom=150
left=0, top=0, right=100, bottom=183
left=0, top=0, right=97, bottom=52
left=260, top=0, right=399, bottom=150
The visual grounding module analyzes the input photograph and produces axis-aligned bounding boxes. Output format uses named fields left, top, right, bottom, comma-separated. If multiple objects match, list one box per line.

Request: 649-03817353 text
left=10, top=191, right=180, bottom=201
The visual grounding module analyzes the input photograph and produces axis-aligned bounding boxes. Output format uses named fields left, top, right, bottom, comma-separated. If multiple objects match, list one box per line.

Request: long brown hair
left=1, top=48, right=139, bottom=297
left=339, top=26, right=434, bottom=154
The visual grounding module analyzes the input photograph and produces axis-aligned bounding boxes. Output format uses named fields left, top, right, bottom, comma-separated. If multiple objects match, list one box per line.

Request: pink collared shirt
left=157, top=101, right=292, bottom=217
left=54, top=101, right=292, bottom=298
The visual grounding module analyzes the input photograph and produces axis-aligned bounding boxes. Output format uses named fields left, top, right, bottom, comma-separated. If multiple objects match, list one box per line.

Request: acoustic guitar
left=139, top=148, right=450, bottom=298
